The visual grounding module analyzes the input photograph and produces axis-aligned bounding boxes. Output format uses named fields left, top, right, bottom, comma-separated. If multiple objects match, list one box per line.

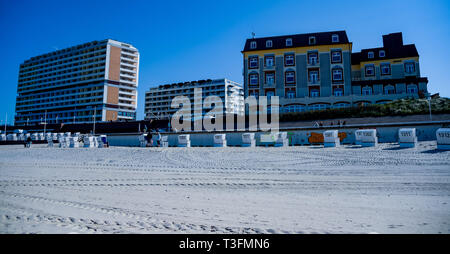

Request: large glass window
left=332, top=68, right=343, bottom=82
left=333, top=88, right=343, bottom=97
left=331, top=50, right=342, bottom=63
left=365, top=65, right=375, bottom=77
left=265, top=56, right=274, bottom=67
left=332, top=34, right=339, bottom=43
left=404, top=62, right=415, bottom=73
left=249, top=56, right=259, bottom=69
left=334, top=103, right=350, bottom=109
left=284, top=105, right=305, bottom=113
left=285, top=71, right=295, bottom=84
left=285, top=54, right=295, bottom=66
left=407, top=84, right=418, bottom=94
left=384, top=85, right=395, bottom=95
left=286, top=38, right=292, bottom=46
left=265, top=72, right=275, bottom=85
left=309, top=104, right=328, bottom=111
left=308, top=70, right=319, bottom=83
left=362, top=86, right=372, bottom=95
left=286, top=90, right=295, bottom=99
left=310, top=89, right=320, bottom=97
left=249, top=74, right=259, bottom=85
left=308, top=52, right=318, bottom=65
left=249, top=90, right=259, bottom=98
left=266, top=91, right=275, bottom=99
left=380, top=63, right=391, bottom=75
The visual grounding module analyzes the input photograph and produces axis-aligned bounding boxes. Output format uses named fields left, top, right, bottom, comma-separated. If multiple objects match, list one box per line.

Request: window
left=407, top=84, right=418, bottom=94
left=265, top=72, right=275, bottom=85
left=250, top=41, right=257, bottom=49
left=266, top=40, right=272, bottom=48
left=264, top=56, right=274, bottom=67
left=285, top=54, right=295, bottom=66
left=365, top=65, right=375, bottom=77
left=308, top=52, right=318, bottom=65
left=309, top=70, right=319, bottom=83
left=362, top=86, right=372, bottom=95
left=333, top=88, right=343, bottom=97
left=332, top=34, right=339, bottom=43
left=286, top=90, right=296, bottom=99
left=249, top=56, right=259, bottom=69
left=285, top=71, right=295, bottom=84
left=266, top=91, right=275, bottom=99
left=309, top=104, right=328, bottom=111
left=249, top=90, right=259, bottom=98
left=334, top=103, right=350, bottom=109
left=331, top=50, right=342, bottom=63
left=286, top=38, right=293, bottom=46
left=310, top=89, right=320, bottom=97
left=404, top=62, right=415, bottom=73
left=332, top=68, right=343, bottom=82
left=379, top=50, right=385, bottom=57
left=249, top=74, right=259, bottom=85
left=368, top=51, right=374, bottom=59
left=380, top=63, right=391, bottom=75
left=284, top=105, right=306, bottom=112
left=384, top=85, right=395, bottom=95
left=309, top=36, right=316, bottom=45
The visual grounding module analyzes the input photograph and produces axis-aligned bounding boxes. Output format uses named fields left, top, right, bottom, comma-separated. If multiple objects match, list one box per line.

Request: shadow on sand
left=383, top=146, right=413, bottom=151
left=421, top=149, right=449, bottom=154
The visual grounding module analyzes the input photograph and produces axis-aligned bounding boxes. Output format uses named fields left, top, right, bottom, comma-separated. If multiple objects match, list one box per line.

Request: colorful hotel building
left=14, top=39, right=139, bottom=125
left=242, top=31, right=428, bottom=113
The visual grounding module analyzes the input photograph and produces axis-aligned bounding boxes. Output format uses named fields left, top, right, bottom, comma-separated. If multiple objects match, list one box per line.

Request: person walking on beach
left=26, top=136, right=32, bottom=148
left=146, top=130, right=153, bottom=147
left=155, top=129, right=161, bottom=147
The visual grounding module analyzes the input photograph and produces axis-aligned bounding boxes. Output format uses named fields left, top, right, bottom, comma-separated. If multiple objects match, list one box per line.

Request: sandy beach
left=0, top=142, right=449, bottom=234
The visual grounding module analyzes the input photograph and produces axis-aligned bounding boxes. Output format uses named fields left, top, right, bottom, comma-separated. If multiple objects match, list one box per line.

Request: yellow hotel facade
left=242, top=31, right=428, bottom=113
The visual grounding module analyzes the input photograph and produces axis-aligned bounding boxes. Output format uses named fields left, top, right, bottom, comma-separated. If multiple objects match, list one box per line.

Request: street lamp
left=427, top=96, right=432, bottom=121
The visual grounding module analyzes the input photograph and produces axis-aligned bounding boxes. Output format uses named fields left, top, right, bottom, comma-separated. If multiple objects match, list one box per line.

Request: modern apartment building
left=14, top=39, right=139, bottom=125
left=242, top=31, right=428, bottom=113
left=144, top=78, right=244, bottom=120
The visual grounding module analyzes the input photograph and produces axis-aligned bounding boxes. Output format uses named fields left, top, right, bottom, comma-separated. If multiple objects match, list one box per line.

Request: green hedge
left=280, top=97, right=450, bottom=122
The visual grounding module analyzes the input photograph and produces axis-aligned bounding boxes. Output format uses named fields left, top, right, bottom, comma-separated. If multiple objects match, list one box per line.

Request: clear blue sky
left=0, top=0, right=449, bottom=123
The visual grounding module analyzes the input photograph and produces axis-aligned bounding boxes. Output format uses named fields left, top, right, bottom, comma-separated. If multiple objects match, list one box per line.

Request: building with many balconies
left=144, top=78, right=244, bottom=120
left=14, top=39, right=139, bottom=125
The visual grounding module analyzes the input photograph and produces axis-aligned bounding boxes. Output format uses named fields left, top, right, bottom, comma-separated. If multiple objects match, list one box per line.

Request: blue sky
left=0, top=0, right=449, bottom=122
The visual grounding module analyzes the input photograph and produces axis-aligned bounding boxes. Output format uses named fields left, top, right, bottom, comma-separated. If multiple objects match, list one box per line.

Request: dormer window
left=379, top=50, right=385, bottom=57
left=250, top=41, right=257, bottom=49
left=309, top=36, right=316, bottom=45
left=332, top=34, right=339, bottom=43
left=368, top=51, right=374, bottom=59
left=266, top=40, right=273, bottom=48
left=286, top=38, right=293, bottom=46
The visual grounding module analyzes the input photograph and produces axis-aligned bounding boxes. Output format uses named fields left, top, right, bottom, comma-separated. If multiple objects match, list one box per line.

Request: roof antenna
left=251, top=32, right=255, bottom=39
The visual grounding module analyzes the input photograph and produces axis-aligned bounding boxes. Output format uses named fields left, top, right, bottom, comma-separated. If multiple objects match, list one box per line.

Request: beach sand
left=0, top=142, right=449, bottom=234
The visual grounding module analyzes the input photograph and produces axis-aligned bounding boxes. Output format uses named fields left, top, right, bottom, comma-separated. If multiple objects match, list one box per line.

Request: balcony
left=263, top=63, right=275, bottom=70
left=307, top=79, right=320, bottom=86
left=264, top=80, right=276, bottom=88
